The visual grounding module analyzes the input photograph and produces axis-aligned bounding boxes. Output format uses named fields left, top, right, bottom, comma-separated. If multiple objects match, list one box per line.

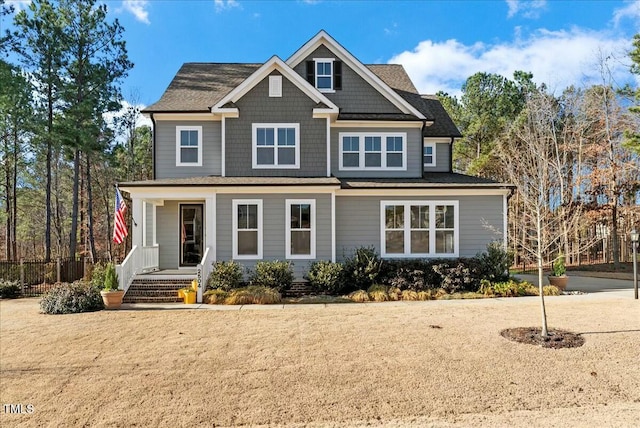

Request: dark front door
left=180, top=204, right=203, bottom=266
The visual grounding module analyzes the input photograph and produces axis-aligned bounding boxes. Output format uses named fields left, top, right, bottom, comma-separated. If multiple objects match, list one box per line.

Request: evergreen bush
left=40, top=282, right=104, bottom=314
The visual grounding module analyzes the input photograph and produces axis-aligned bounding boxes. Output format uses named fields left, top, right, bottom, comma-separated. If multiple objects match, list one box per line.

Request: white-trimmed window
left=380, top=201, right=458, bottom=258
left=176, top=126, right=202, bottom=166
left=232, top=200, right=263, bottom=259
left=286, top=199, right=316, bottom=259
left=424, top=143, right=436, bottom=167
left=339, top=132, right=407, bottom=170
left=252, top=123, right=300, bottom=169
left=315, top=58, right=333, bottom=92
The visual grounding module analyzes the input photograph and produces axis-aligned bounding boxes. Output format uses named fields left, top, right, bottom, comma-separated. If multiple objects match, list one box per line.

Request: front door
left=180, top=204, right=203, bottom=266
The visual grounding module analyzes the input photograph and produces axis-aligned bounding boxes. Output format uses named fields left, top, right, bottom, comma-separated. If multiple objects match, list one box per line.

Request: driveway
left=516, top=272, right=636, bottom=297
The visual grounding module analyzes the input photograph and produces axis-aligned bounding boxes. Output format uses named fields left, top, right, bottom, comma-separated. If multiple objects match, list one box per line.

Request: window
left=176, top=126, right=202, bottom=166
left=232, top=200, right=263, bottom=259
left=286, top=199, right=316, bottom=259
left=316, top=60, right=332, bottom=90
left=306, top=59, right=341, bottom=91
left=339, top=133, right=407, bottom=170
left=423, top=143, right=436, bottom=167
left=252, top=123, right=300, bottom=169
left=380, top=201, right=458, bottom=257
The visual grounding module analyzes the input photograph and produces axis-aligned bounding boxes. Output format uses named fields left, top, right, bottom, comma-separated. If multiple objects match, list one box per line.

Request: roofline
left=286, top=30, right=426, bottom=120
left=120, top=181, right=342, bottom=188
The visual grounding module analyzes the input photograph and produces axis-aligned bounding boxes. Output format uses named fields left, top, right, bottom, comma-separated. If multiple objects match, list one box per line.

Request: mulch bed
left=500, top=327, right=585, bottom=349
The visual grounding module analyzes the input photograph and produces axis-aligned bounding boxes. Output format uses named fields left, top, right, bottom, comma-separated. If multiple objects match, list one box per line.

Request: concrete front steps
left=123, top=276, right=195, bottom=304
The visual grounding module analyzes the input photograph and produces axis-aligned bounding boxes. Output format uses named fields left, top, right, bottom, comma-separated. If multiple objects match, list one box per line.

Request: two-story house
left=117, top=31, right=512, bottom=303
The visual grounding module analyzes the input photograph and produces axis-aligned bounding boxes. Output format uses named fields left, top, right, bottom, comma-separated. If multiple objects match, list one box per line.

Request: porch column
left=131, top=197, right=144, bottom=248
left=206, top=195, right=216, bottom=259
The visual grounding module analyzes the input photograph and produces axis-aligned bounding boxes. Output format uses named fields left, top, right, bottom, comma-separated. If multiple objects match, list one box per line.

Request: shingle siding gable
left=225, top=71, right=327, bottom=177
left=293, top=45, right=402, bottom=114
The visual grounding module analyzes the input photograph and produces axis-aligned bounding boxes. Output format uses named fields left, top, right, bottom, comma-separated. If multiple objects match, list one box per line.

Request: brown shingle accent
left=340, top=173, right=513, bottom=189
left=120, top=176, right=341, bottom=188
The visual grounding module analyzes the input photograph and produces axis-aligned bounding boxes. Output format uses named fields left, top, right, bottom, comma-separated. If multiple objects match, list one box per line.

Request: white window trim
left=232, top=199, right=263, bottom=260
left=175, top=126, right=203, bottom=167
left=285, top=199, right=316, bottom=260
left=314, top=58, right=335, bottom=93
left=339, top=132, right=407, bottom=171
left=269, top=75, right=282, bottom=97
left=252, top=123, right=300, bottom=169
left=423, top=142, right=436, bottom=167
left=380, top=200, right=459, bottom=258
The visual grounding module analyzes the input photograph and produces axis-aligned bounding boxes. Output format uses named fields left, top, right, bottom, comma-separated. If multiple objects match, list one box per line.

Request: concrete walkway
left=119, top=274, right=638, bottom=311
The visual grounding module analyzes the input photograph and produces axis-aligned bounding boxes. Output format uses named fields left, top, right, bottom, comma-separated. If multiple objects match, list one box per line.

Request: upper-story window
left=424, top=143, right=436, bottom=167
left=306, top=59, right=342, bottom=92
left=339, top=132, right=407, bottom=171
left=252, top=123, right=300, bottom=169
left=176, top=126, right=202, bottom=167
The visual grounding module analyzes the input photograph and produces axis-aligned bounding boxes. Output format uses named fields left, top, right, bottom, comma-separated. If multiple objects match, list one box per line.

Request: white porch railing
left=140, top=245, right=159, bottom=273
left=196, top=247, right=212, bottom=303
left=116, top=245, right=138, bottom=293
left=116, top=245, right=160, bottom=293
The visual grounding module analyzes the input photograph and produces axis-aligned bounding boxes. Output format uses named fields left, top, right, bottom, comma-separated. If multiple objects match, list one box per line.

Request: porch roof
left=340, top=173, right=515, bottom=189
left=119, top=176, right=342, bottom=187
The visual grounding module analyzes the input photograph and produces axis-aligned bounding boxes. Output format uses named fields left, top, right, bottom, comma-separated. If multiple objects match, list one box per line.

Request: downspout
left=449, top=137, right=454, bottom=173
left=150, top=113, right=157, bottom=180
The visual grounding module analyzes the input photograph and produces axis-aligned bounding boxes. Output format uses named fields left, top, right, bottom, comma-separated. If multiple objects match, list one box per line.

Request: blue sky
left=4, top=0, right=640, bottom=111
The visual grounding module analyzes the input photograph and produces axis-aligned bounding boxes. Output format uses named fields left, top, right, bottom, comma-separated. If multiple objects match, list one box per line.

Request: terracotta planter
left=548, top=275, right=568, bottom=290
left=101, top=290, right=125, bottom=309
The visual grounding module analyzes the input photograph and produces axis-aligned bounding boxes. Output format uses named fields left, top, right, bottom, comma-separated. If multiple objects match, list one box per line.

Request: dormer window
left=306, top=59, right=342, bottom=92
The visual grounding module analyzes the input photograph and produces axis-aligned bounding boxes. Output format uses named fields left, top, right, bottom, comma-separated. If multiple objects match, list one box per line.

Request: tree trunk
left=86, top=154, right=96, bottom=261
left=44, top=81, right=53, bottom=262
left=3, top=140, right=11, bottom=260
left=612, top=201, right=620, bottom=268
left=11, top=127, right=18, bottom=260
left=69, top=148, right=81, bottom=258
left=536, top=208, right=549, bottom=338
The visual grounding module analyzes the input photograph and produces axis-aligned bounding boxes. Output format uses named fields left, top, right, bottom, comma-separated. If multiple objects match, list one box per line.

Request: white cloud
left=506, top=0, right=547, bottom=19
left=612, top=0, right=640, bottom=27
left=122, top=0, right=150, bottom=25
left=5, top=0, right=31, bottom=12
left=389, top=28, right=634, bottom=97
left=214, top=0, right=240, bottom=12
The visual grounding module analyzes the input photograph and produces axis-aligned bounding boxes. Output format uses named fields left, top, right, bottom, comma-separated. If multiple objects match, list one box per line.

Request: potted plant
left=100, top=263, right=125, bottom=309
left=548, top=254, right=568, bottom=290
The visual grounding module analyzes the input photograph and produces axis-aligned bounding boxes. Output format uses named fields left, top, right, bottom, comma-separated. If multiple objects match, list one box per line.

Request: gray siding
left=331, top=127, right=423, bottom=178
left=156, top=201, right=179, bottom=269
left=216, top=193, right=332, bottom=278
left=155, top=120, right=221, bottom=179
left=293, top=45, right=402, bottom=114
left=225, top=71, right=327, bottom=177
left=335, top=195, right=504, bottom=260
left=423, top=142, right=451, bottom=173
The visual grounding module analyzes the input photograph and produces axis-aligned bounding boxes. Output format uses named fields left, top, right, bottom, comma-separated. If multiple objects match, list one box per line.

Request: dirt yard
left=1, top=295, right=639, bottom=427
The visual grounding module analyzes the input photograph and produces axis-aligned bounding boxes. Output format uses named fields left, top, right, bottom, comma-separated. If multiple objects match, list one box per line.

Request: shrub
left=203, top=288, right=228, bottom=304
left=306, top=261, right=344, bottom=294
left=207, top=260, right=243, bottom=291
left=40, top=282, right=104, bottom=314
left=417, top=290, right=433, bottom=301
left=0, top=280, right=21, bottom=298
left=347, top=289, right=370, bottom=302
left=103, top=263, right=119, bottom=291
left=341, top=246, right=382, bottom=293
left=401, top=290, right=419, bottom=301
left=249, top=261, right=293, bottom=292
left=552, top=255, right=566, bottom=276
left=543, top=285, right=561, bottom=296
left=367, top=284, right=389, bottom=302
left=387, top=286, right=402, bottom=301
left=476, top=242, right=513, bottom=283
left=388, top=268, right=428, bottom=291
left=90, top=261, right=108, bottom=289
left=433, top=262, right=477, bottom=293
left=480, top=278, right=539, bottom=297
left=224, top=286, right=281, bottom=305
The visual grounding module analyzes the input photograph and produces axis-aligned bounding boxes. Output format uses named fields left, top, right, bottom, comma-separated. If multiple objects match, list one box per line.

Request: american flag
left=113, top=187, right=128, bottom=244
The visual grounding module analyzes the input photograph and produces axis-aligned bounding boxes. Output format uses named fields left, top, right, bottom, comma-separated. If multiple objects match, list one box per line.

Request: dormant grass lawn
left=1, top=294, right=639, bottom=427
